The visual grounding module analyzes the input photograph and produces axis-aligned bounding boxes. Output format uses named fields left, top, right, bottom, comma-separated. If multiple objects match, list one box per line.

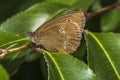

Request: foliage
left=0, top=0, right=120, bottom=80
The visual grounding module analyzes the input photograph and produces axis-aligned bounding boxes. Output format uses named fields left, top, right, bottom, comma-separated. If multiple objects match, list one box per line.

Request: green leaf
left=0, top=49, right=31, bottom=75
left=0, top=65, right=9, bottom=80
left=44, top=51, right=98, bottom=80
left=0, top=31, right=29, bottom=75
left=0, top=2, right=68, bottom=37
left=45, top=0, right=78, bottom=5
left=85, top=31, right=120, bottom=80
left=101, top=9, right=120, bottom=32
left=90, top=0, right=102, bottom=11
left=72, top=0, right=95, bottom=11
left=0, top=31, right=28, bottom=47
left=45, top=0, right=95, bottom=11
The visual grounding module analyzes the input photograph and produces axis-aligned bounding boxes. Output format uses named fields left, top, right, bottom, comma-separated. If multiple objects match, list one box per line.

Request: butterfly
left=28, top=11, right=86, bottom=54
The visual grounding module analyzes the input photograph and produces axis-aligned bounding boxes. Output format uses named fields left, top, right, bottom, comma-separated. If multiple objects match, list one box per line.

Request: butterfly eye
left=28, top=32, right=34, bottom=37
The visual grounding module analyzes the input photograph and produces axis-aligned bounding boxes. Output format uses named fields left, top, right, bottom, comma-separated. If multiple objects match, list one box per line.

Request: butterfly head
left=28, top=32, right=41, bottom=45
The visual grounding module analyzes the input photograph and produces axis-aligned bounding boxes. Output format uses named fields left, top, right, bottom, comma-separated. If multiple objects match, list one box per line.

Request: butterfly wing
left=34, top=11, right=85, bottom=54
left=36, top=11, right=85, bottom=33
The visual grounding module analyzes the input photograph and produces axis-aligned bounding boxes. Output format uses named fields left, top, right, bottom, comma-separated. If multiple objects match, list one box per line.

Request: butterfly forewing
left=31, top=11, right=85, bottom=54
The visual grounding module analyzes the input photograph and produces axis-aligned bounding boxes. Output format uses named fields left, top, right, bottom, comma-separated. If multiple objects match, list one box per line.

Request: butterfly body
left=29, top=11, right=85, bottom=54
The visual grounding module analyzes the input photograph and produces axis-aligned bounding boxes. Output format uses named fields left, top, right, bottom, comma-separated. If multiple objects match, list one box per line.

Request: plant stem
left=85, top=2, right=120, bottom=20
left=0, top=44, right=30, bottom=59
left=0, top=43, right=43, bottom=60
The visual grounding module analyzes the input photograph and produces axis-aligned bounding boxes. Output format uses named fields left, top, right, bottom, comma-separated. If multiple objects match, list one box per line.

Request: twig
left=85, top=2, right=120, bottom=20
left=0, top=43, right=44, bottom=60
left=30, top=44, right=44, bottom=53
left=0, top=44, right=30, bottom=59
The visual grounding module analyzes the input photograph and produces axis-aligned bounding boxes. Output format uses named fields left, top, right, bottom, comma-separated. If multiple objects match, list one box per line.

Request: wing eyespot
left=66, top=19, right=72, bottom=22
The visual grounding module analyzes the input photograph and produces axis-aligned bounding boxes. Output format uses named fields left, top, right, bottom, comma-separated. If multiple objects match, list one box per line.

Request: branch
left=85, top=2, right=120, bottom=20
left=0, top=43, right=44, bottom=60
left=0, top=44, right=30, bottom=59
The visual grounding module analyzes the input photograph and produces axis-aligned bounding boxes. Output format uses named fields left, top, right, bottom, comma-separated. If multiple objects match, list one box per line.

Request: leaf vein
left=45, top=51, right=65, bottom=80
left=88, top=31, right=120, bottom=79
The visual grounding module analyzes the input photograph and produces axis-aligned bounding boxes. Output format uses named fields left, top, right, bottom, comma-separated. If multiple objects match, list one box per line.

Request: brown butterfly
left=28, top=11, right=86, bottom=54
